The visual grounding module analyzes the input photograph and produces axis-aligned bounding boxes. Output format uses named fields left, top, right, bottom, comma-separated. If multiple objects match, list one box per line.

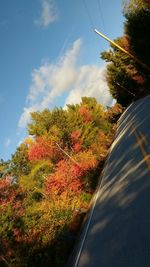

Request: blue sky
left=0, top=0, right=125, bottom=160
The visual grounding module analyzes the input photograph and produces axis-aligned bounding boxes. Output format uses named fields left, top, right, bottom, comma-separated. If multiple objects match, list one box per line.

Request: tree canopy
left=101, top=0, right=150, bottom=106
left=0, top=97, right=123, bottom=267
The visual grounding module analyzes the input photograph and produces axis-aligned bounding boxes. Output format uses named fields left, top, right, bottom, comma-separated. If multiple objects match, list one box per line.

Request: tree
left=124, top=0, right=150, bottom=68
left=101, top=36, right=147, bottom=106
left=10, top=143, right=31, bottom=178
left=28, top=108, right=68, bottom=138
left=123, top=0, right=150, bottom=13
left=101, top=0, right=150, bottom=106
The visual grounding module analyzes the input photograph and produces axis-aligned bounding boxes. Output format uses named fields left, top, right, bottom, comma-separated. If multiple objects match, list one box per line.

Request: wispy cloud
left=19, top=39, right=113, bottom=128
left=4, top=138, right=11, bottom=148
left=35, top=0, right=58, bottom=27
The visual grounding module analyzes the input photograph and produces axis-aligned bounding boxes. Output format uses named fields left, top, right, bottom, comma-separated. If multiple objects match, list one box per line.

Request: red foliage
left=28, top=137, right=58, bottom=161
left=133, top=74, right=145, bottom=84
left=0, top=176, right=13, bottom=205
left=70, top=130, right=81, bottom=143
left=70, top=130, right=82, bottom=153
left=73, top=143, right=82, bottom=153
left=0, top=176, right=24, bottom=219
left=12, top=228, right=23, bottom=242
left=45, top=150, right=97, bottom=196
left=45, top=160, right=83, bottom=196
left=79, top=107, right=92, bottom=122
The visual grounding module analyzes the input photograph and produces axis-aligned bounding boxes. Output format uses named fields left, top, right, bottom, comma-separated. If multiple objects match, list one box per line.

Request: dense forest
left=0, top=0, right=150, bottom=266
left=0, top=97, right=122, bottom=266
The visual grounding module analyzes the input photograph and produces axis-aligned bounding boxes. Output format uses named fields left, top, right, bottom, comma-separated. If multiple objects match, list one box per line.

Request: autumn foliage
left=45, top=160, right=83, bottom=196
left=28, top=136, right=59, bottom=161
left=0, top=97, right=120, bottom=267
left=70, top=130, right=82, bottom=153
left=79, top=106, right=92, bottom=122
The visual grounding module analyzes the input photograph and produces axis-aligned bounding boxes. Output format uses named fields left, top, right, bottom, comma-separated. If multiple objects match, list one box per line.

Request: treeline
left=1, top=0, right=147, bottom=265
left=101, top=0, right=150, bottom=107
left=0, top=98, right=123, bottom=267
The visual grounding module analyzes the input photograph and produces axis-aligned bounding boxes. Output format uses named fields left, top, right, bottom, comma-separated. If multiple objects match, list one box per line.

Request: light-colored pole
left=94, top=28, right=150, bottom=72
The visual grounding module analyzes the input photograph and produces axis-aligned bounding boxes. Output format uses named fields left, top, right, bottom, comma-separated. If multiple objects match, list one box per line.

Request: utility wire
left=114, top=81, right=136, bottom=97
left=97, top=0, right=106, bottom=33
left=82, top=0, right=95, bottom=29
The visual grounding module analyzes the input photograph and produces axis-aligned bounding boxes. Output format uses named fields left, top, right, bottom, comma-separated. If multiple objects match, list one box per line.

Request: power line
left=97, top=0, right=106, bottom=33
left=114, top=81, right=136, bottom=97
left=82, top=0, right=95, bottom=29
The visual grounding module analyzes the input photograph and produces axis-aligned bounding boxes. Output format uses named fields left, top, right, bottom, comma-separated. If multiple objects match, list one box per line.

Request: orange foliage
left=45, top=150, right=97, bottom=197
left=79, top=107, right=92, bottom=122
left=45, top=160, right=83, bottom=196
left=70, top=130, right=82, bottom=153
left=90, top=132, right=111, bottom=158
left=105, top=103, right=124, bottom=123
left=0, top=175, right=11, bottom=190
left=28, top=137, right=58, bottom=161
left=76, top=151, right=97, bottom=171
left=73, top=143, right=82, bottom=153
left=70, top=130, right=81, bottom=142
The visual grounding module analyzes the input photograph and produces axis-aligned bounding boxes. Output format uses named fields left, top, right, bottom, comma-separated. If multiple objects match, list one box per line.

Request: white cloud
left=19, top=38, right=113, bottom=128
left=64, top=65, right=113, bottom=108
left=4, top=138, right=11, bottom=147
left=35, top=0, right=58, bottom=27
left=27, top=39, right=81, bottom=104
left=19, top=105, right=39, bottom=129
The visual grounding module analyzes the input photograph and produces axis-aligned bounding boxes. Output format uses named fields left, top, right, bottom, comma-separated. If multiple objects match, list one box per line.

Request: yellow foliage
left=24, top=137, right=34, bottom=147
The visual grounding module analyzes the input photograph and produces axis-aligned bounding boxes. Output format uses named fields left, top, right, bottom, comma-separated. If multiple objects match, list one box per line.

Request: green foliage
left=123, top=0, right=150, bottom=14
left=80, top=192, right=92, bottom=203
left=28, top=108, right=68, bottom=138
left=125, top=4, right=150, bottom=68
left=10, top=143, right=31, bottom=178
left=19, top=160, right=53, bottom=204
left=101, top=36, right=145, bottom=106
left=30, top=160, right=53, bottom=185
left=101, top=0, right=150, bottom=106
left=0, top=97, right=117, bottom=267
left=28, top=109, right=52, bottom=136
left=0, top=159, right=10, bottom=177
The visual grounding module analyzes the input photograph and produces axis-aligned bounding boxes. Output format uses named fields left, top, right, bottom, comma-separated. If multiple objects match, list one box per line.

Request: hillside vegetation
left=1, top=0, right=149, bottom=265
left=0, top=98, right=123, bottom=267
